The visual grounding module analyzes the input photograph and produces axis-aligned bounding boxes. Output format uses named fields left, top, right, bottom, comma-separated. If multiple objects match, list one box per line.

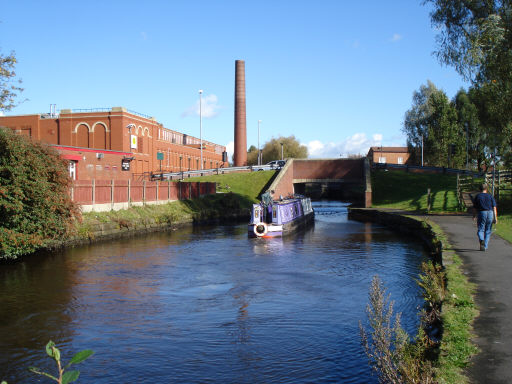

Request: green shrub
left=0, top=128, right=80, bottom=260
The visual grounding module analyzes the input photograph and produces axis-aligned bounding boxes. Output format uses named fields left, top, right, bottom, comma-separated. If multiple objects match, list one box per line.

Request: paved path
left=429, top=213, right=512, bottom=384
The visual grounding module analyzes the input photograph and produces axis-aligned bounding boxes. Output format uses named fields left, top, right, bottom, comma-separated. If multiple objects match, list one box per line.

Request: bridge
left=266, top=158, right=372, bottom=207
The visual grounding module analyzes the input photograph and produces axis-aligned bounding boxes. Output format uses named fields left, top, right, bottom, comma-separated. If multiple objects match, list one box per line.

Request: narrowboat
left=248, top=194, right=314, bottom=238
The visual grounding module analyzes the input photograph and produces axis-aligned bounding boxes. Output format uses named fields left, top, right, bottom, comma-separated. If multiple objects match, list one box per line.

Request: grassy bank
left=495, top=188, right=512, bottom=244
left=372, top=170, right=460, bottom=212
left=180, top=170, right=276, bottom=202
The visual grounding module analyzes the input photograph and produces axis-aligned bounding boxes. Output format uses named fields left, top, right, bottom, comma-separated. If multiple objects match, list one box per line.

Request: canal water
left=0, top=202, right=427, bottom=383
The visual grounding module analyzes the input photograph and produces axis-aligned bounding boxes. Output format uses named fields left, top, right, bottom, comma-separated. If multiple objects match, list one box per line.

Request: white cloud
left=0, top=111, right=4, bottom=116
left=307, top=133, right=384, bottom=158
left=390, top=33, right=403, bottom=42
left=181, top=94, right=222, bottom=118
left=225, top=141, right=234, bottom=162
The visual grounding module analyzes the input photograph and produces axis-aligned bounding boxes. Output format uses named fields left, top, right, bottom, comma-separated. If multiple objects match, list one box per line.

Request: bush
left=0, top=128, right=80, bottom=260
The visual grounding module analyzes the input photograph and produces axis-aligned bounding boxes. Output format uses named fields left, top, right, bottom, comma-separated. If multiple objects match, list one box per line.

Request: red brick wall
left=293, top=159, right=364, bottom=180
left=0, top=108, right=228, bottom=180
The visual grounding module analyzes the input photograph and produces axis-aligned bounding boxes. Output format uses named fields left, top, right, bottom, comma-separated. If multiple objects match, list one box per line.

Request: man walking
left=473, top=183, right=498, bottom=251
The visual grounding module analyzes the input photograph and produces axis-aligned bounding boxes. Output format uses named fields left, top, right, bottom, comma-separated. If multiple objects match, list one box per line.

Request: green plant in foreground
left=28, top=341, right=93, bottom=384
left=360, top=275, right=436, bottom=384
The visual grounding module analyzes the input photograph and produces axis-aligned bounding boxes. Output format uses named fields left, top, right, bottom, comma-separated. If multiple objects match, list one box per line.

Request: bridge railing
left=151, top=164, right=280, bottom=180
left=374, top=163, right=483, bottom=177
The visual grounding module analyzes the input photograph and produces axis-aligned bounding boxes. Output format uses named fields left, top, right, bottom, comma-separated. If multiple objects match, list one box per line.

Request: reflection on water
left=0, top=201, right=427, bottom=383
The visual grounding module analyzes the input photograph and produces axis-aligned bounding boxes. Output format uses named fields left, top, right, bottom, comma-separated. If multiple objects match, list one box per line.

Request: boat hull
left=248, top=211, right=314, bottom=238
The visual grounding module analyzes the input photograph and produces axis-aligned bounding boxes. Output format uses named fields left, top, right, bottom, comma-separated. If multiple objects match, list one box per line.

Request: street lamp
left=465, top=122, right=469, bottom=170
left=199, top=90, right=203, bottom=169
left=280, top=142, right=284, bottom=160
left=258, top=120, right=262, bottom=165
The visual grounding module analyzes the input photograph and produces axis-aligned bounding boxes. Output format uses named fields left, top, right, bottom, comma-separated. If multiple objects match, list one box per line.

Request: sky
left=1, top=0, right=469, bottom=159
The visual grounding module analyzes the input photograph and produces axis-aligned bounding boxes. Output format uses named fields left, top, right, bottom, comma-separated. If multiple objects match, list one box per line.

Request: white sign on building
left=130, top=135, right=137, bottom=149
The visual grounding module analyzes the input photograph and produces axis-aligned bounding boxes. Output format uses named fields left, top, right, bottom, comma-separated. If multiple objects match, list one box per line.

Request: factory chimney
left=233, top=60, right=247, bottom=166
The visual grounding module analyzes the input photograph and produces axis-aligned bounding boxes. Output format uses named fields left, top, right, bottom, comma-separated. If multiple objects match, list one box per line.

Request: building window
left=69, top=161, right=77, bottom=180
left=378, top=157, right=386, bottom=163
left=397, top=157, right=404, bottom=164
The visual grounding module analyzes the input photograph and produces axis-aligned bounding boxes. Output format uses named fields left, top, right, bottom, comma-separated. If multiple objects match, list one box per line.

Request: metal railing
left=151, top=164, right=280, bottom=180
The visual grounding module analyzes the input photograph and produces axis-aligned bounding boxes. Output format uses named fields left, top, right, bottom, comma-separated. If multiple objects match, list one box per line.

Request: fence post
left=427, top=188, right=431, bottom=214
left=143, top=180, right=146, bottom=205
left=128, top=179, right=131, bottom=207
left=156, top=180, right=159, bottom=202
left=70, top=182, right=74, bottom=202
left=111, top=179, right=114, bottom=210
left=92, top=179, right=96, bottom=210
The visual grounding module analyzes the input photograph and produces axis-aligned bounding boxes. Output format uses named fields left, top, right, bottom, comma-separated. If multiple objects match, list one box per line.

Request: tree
left=425, top=0, right=512, bottom=166
left=425, top=0, right=512, bottom=85
left=453, top=88, right=485, bottom=170
left=0, top=50, right=24, bottom=111
left=260, top=135, right=308, bottom=164
left=403, top=81, right=462, bottom=167
left=247, top=145, right=259, bottom=165
left=0, top=128, right=80, bottom=259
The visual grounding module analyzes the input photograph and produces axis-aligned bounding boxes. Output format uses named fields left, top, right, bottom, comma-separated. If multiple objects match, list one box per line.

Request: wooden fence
left=71, top=180, right=217, bottom=212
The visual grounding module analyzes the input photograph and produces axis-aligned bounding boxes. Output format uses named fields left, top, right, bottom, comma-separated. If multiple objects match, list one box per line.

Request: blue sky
left=1, top=0, right=468, bottom=158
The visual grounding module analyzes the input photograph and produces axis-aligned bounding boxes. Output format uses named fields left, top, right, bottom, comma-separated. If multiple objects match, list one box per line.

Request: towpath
left=429, top=211, right=512, bottom=384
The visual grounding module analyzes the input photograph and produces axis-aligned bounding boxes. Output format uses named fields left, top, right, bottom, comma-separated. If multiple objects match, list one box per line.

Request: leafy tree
left=403, top=81, right=462, bottom=167
left=425, top=0, right=512, bottom=166
left=0, top=50, right=24, bottom=111
left=261, top=135, right=308, bottom=164
left=0, top=128, right=80, bottom=259
left=425, top=0, right=512, bottom=84
left=247, top=145, right=259, bottom=165
left=454, top=88, right=484, bottom=170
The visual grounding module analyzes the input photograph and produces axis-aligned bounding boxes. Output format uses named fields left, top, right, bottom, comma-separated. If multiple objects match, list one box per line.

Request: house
left=367, top=147, right=410, bottom=165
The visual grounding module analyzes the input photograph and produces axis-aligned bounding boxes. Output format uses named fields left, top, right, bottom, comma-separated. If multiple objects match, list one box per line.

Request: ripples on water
left=0, top=201, right=427, bottom=383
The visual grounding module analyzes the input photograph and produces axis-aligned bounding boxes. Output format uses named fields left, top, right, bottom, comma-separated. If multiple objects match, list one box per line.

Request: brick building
left=367, top=146, right=410, bottom=165
left=0, top=107, right=228, bottom=180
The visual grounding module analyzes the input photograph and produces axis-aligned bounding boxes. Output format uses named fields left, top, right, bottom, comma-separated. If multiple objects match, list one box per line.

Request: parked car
left=267, top=160, right=286, bottom=169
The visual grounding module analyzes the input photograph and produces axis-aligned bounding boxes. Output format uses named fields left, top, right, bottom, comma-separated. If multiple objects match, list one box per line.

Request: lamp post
left=199, top=90, right=203, bottom=169
left=280, top=142, right=284, bottom=160
left=421, top=134, right=424, bottom=167
left=258, top=120, right=262, bottom=165
left=465, top=122, right=469, bottom=170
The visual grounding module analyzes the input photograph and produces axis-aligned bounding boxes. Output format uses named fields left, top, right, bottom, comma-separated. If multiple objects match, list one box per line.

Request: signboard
left=157, top=152, right=164, bottom=161
left=121, top=159, right=131, bottom=171
left=130, top=135, right=138, bottom=149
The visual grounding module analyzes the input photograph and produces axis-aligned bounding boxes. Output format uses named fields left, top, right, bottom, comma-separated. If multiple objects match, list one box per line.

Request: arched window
left=93, top=124, right=107, bottom=149
left=76, top=124, right=89, bottom=148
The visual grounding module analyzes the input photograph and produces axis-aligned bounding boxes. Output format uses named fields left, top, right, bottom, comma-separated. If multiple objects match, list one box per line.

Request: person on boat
left=473, top=183, right=498, bottom=251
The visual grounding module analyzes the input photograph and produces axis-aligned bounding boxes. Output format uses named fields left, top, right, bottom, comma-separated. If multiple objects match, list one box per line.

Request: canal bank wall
left=348, top=208, right=443, bottom=263
left=44, top=194, right=252, bottom=251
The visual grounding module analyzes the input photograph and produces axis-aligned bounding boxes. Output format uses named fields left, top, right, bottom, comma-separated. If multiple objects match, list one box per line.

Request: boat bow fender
left=253, top=222, right=268, bottom=237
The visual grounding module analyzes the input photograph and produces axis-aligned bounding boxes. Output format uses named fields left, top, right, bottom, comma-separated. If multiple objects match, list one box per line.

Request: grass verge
left=495, top=213, right=512, bottom=244
left=422, top=219, right=478, bottom=383
left=372, top=170, right=460, bottom=212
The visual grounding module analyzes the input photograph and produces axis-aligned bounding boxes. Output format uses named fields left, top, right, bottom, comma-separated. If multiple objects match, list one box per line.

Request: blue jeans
left=477, top=210, right=494, bottom=249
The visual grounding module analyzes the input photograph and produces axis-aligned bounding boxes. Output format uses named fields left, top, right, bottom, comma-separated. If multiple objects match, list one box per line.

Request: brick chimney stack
left=234, top=60, right=247, bottom=166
